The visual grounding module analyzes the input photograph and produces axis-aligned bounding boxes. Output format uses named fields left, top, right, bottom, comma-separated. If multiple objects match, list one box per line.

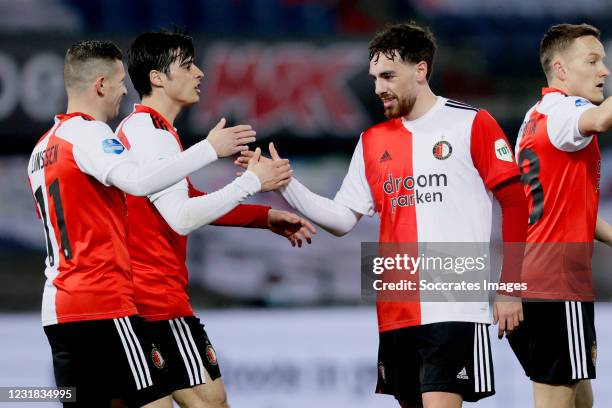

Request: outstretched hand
left=206, top=118, right=257, bottom=158
left=234, top=142, right=281, bottom=170
left=246, top=146, right=292, bottom=192
left=267, top=209, right=317, bottom=247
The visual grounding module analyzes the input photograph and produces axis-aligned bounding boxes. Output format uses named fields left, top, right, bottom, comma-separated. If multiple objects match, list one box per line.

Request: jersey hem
left=379, top=314, right=491, bottom=332
left=520, top=291, right=595, bottom=302
left=44, top=307, right=138, bottom=326
left=139, top=310, right=196, bottom=321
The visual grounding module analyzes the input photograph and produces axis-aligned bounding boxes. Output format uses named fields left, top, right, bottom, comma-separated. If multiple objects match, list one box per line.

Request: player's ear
left=149, top=70, right=164, bottom=89
left=415, top=61, right=428, bottom=82
left=94, top=76, right=105, bottom=97
left=552, top=60, right=566, bottom=81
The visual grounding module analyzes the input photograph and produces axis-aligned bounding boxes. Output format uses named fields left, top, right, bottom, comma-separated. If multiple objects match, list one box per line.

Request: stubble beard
left=384, top=94, right=416, bottom=119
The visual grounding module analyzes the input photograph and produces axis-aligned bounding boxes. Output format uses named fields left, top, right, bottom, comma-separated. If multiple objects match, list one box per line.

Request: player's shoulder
left=538, top=91, right=593, bottom=114
left=58, top=116, right=114, bottom=144
left=442, top=98, right=480, bottom=113
left=439, top=98, right=490, bottom=128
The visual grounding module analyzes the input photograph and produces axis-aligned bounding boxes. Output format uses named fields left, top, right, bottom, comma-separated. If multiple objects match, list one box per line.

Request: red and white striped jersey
left=335, top=97, right=520, bottom=332
left=116, top=105, right=197, bottom=320
left=116, top=105, right=270, bottom=321
left=28, top=113, right=137, bottom=326
left=515, top=88, right=600, bottom=300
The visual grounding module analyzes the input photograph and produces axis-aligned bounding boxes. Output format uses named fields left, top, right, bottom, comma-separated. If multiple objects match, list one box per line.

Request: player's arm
left=236, top=141, right=374, bottom=237
left=595, top=216, right=612, bottom=245
left=153, top=148, right=291, bottom=236
left=471, top=110, right=528, bottom=338
left=188, top=185, right=316, bottom=247
left=75, top=119, right=255, bottom=197
left=578, top=96, right=612, bottom=134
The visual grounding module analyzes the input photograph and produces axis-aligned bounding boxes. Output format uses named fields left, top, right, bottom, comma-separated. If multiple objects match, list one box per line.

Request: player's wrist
left=235, top=170, right=261, bottom=195
left=200, top=139, right=219, bottom=160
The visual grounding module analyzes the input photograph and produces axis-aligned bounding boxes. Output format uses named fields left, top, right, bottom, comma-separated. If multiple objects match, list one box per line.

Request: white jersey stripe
left=473, top=324, right=480, bottom=392
left=125, top=317, right=153, bottom=387
left=570, top=302, right=582, bottom=379
left=174, top=318, right=203, bottom=384
left=180, top=317, right=207, bottom=384
left=576, top=303, right=588, bottom=379
left=118, top=317, right=148, bottom=388
left=477, top=324, right=485, bottom=392
left=170, top=319, right=196, bottom=386
left=482, top=324, right=492, bottom=392
left=113, top=318, right=143, bottom=390
left=565, top=302, right=577, bottom=379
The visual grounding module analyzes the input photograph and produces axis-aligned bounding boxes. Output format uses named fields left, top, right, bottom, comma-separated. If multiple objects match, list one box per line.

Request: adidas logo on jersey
left=456, top=367, right=469, bottom=380
left=380, top=150, right=392, bottom=162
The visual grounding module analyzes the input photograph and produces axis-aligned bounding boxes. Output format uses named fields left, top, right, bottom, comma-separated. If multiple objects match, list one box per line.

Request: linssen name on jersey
left=383, top=173, right=448, bottom=211
left=30, top=144, right=59, bottom=174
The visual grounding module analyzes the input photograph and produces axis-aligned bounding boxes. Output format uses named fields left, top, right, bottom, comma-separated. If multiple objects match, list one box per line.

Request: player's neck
left=141, top=95, right=181, bottom=126
left=547, top=80, right=570, bottom=95
left=65, top=98, right=107, bottom=122
left=403, top=87, right=437, bottom=121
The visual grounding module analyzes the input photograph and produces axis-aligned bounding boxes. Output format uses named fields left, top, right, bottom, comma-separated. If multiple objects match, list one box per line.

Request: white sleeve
left=70, top=121, right=132, bottom=184
left=547, top=97, right=597, bottom=152
left=120, top=127, right=202, bottom=202
left=279, top=178, right=362, bottom=236
left=152, top=171, right=261, bottom=236
left=278, top=137, right=374, bottom=236
left=73, top=122, right=218, bottom=196
left=333, top=136, right=376, bottom=216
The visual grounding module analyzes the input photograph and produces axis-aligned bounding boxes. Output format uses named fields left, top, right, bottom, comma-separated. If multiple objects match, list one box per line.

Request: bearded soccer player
left=115, top=31, right=316, bottom=408
left=237, top=22, right=528, bottom=407
left=27, top=41, right=266, bottom=407
left=511, top=23, right=612, bottom=408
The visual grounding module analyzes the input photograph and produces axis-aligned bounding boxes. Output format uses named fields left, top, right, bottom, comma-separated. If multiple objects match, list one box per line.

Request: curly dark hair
left=540, top=23, right=600, bottom=78
left=368, top=22, right=436, bottom=80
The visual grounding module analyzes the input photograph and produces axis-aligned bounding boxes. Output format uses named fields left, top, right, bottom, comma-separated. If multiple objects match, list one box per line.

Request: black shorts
left=44, top=315, right=172, bottom=407
left=376, top=322, right=494, bottom=405
left=143, top=316, right=221, bottom=391
left=508, top=301, right=596, bottom=384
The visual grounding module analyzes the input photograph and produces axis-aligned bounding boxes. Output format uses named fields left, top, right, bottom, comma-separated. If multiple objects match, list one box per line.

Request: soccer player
left=27, top=40, right=284, bottom=408
left=116, top=31, right=316, bottom=408
left=512, top=23, right=612, bottom=408
left=237, top=22, right=528, bottom=407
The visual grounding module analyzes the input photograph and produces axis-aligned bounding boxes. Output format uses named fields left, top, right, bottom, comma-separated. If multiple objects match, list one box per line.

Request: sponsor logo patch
left=494, top=139, right=513, bottom=162
left=206, top=345, right=218, bottom=365
left=592, top=341, right=597, bottom=365
left=575, top=98, right=589, bottom=107
left=102, top=138, right=125, bottom=154
left=151, top=345, right=165, bottom=369
left=433, top=140, right=452, bottom=160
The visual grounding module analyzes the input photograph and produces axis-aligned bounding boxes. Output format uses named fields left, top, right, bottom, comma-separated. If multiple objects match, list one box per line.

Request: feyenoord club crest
left=433, top=140, right=452, bottom=160
left=206, top=345, right=218, bottom=365
left=151, top=345, right=166, bottom=369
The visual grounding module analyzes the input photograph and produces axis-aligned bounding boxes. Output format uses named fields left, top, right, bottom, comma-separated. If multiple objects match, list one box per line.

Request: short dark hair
left=128, top=31, right=195, bottom=98
left=540, top=23, right=601, bottom=78
left=369, top=22, right=437, bottom=80
left=64, top=40, right=123, bottom=90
